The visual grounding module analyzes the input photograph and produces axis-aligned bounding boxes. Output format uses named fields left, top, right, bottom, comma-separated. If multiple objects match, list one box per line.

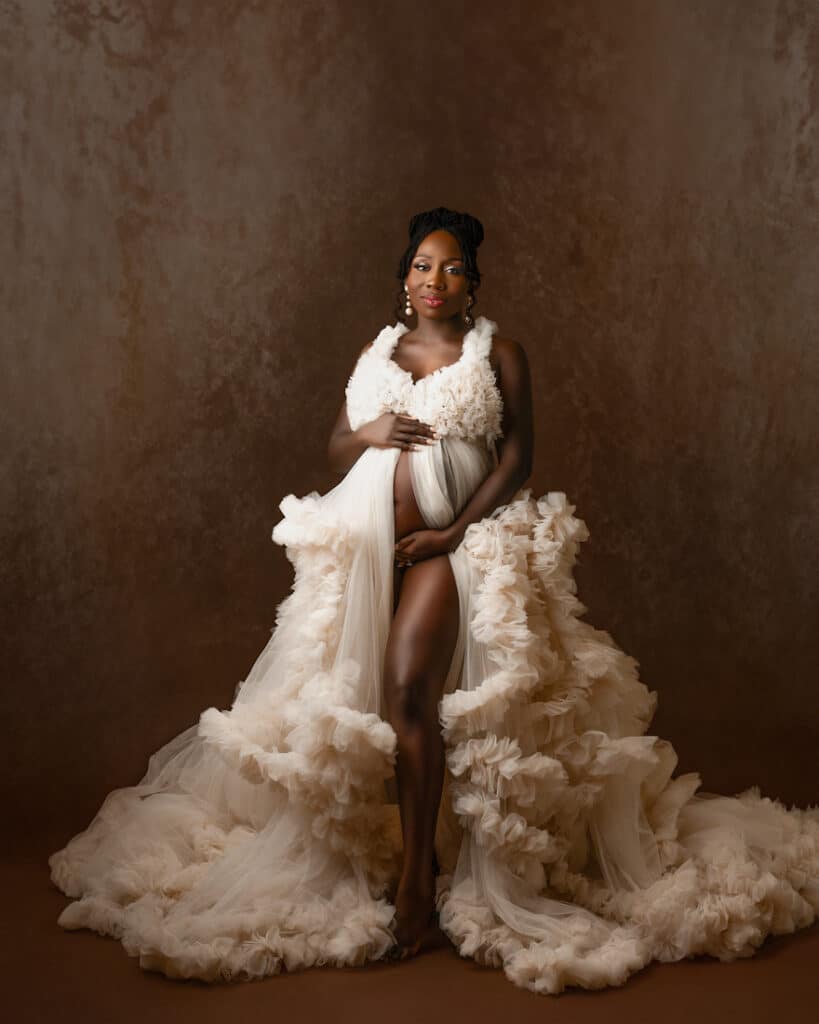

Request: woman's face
left=404, top=229, right=469, bottom=321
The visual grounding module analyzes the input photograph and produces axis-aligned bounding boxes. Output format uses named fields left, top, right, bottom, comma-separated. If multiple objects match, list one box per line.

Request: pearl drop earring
left=404, top=285, right=413, bottom=317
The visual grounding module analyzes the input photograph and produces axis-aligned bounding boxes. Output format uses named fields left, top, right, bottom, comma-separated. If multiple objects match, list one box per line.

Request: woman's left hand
left=394, top=527, right=459, bottom=567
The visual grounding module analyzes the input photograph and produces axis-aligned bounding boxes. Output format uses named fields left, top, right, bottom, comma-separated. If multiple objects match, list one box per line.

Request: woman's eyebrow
left=413, top=253, right=464, bottom=261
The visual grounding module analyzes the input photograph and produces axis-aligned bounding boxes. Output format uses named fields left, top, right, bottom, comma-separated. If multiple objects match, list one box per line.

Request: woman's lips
left=422, top=296, right=445, bottom=307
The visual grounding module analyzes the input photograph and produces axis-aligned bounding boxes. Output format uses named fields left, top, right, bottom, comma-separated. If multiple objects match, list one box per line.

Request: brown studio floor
left=7, top=849, right=818, bottom=1024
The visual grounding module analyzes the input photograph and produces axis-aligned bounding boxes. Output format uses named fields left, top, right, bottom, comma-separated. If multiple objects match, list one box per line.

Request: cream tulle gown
left=49, top=315, right=819, bottom=994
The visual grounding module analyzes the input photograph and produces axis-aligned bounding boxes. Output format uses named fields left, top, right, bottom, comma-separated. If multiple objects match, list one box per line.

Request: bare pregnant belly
left=393, top=449, right=428, bottom=540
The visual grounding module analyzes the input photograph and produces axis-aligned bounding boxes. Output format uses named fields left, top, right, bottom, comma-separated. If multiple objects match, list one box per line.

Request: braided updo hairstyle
left=394, top=206, right=484, bottom=324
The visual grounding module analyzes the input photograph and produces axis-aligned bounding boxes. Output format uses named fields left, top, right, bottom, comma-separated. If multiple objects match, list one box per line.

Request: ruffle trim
left=201, top=487, right=399, bottom=868
left=434, top=488, right=819, bottom=993
left=53, top=866, right=395, bottom=982
left=198, top=667, right=397, bottom=863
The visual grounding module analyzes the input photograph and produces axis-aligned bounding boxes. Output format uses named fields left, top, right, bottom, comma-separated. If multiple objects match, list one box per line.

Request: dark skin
left=326, top=230, right=533, bottom=957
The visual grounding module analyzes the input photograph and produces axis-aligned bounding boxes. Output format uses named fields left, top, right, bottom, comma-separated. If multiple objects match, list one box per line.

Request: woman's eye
left=413, top=263, right=461, bottom=274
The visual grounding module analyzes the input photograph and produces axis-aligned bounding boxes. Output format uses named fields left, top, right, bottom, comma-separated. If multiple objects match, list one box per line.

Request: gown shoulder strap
left=371, top=322, right=408, bottom=358
left=466, top=315, right=498, bottom=363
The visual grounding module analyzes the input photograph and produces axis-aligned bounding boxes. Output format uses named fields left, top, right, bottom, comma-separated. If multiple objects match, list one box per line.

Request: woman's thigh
left=383, top=554, right=460, bottom=723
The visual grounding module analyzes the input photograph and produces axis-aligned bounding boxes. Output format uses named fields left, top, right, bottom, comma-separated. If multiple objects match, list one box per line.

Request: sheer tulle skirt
left=49, top=437, right=819, bottom=992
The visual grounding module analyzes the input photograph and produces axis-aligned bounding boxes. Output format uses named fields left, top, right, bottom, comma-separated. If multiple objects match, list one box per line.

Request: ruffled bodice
left=344, top=314, right=504, bottom=449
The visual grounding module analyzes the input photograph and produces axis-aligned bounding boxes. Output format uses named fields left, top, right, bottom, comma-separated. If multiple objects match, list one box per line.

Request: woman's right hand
left=359, top=413, right=439, bottom=452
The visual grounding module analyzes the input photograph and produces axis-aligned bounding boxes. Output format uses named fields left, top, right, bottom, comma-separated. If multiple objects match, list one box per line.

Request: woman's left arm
left=439, top=336, right=534, bottom=551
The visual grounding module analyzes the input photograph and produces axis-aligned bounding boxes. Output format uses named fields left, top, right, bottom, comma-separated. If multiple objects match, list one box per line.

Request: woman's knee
left=383, top=664, right=437, bottom=726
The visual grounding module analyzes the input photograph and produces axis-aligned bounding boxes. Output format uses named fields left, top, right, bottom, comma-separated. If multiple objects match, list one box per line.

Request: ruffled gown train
left=49, top=315, right=819, bottom=994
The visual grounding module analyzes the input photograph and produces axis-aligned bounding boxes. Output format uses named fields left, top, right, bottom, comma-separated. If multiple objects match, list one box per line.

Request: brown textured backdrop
left=2, top=0, right=817, bottom=864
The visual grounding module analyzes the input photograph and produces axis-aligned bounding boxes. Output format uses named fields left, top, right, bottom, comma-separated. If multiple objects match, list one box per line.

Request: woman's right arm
left=326, top=401, right=374, bottom=475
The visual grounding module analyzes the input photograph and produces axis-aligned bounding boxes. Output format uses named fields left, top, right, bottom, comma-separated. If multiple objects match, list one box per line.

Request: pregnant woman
left=326, top=213, right=532, bottom=958
left=49, top=206, right=819, bottom=994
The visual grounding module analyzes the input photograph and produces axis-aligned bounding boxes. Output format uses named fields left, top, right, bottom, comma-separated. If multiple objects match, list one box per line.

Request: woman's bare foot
left=386, top=869, right=437, bottom=960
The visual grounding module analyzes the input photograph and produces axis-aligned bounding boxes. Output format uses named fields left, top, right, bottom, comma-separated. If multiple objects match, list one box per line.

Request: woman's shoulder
left=350, top=324, right=390, bottom=367
left=487, top=332, right=530, bottom=380
left=345, top=324, right=395, bottom=391
left=358, top=321, right=405, bottom=360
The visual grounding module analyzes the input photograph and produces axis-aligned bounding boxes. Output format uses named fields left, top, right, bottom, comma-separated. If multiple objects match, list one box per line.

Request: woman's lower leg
left=385, top=679, right=445, bottom=949
left=393, top=702, right=445, bottom=890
